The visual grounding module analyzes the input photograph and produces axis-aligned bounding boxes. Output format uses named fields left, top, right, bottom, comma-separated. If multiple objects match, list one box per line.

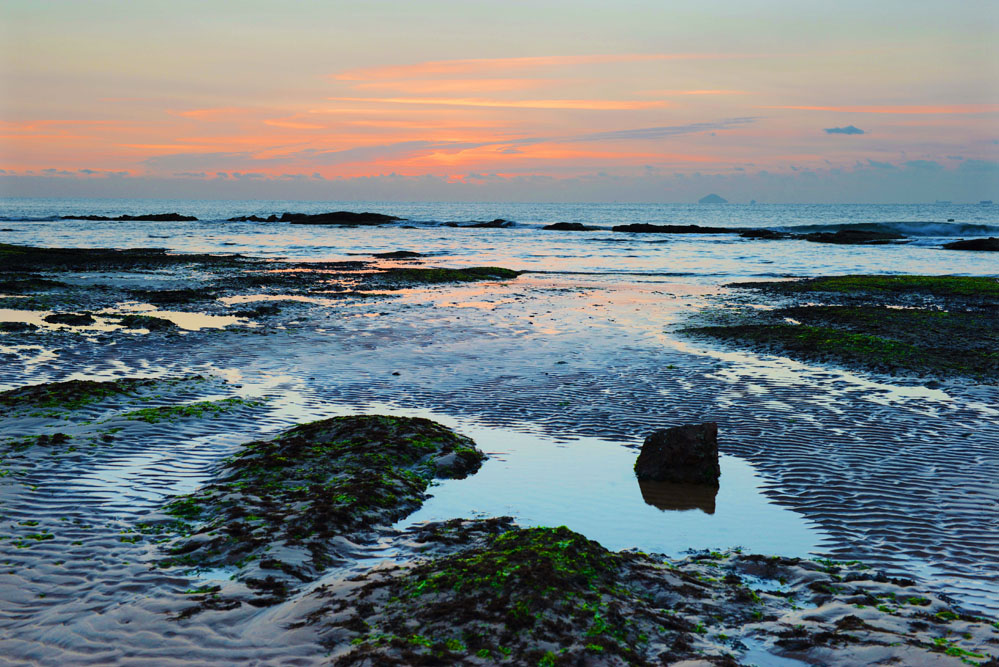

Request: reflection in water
left=638, top=479, right=718, bottom=514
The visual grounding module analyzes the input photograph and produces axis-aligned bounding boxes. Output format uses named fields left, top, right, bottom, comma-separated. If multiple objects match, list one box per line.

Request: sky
left=1, top=0, right=998, bottom=202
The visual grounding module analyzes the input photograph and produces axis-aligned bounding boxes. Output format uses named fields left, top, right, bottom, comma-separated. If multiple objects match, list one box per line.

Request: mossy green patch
left=154, top=415, right=486, bottom=602
left=731, top=275, right=999, bottom=299
left=120, top=397, right=259, bottom=423
left=0, top=378, right=158, bottom=410
left=372, top=266, right=521, bottom=285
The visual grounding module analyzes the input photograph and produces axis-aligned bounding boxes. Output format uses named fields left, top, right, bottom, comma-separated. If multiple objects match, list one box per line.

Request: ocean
left=2, top=198, right=998, bottom=281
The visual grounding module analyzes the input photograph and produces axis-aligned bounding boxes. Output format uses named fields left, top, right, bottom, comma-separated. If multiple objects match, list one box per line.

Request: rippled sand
left=1, top=265, right=997, bottom=662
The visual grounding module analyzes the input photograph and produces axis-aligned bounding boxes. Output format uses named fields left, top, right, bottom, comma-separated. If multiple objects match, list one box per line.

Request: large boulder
left=942, top=237, right=999, bottom=251
left=634, top=422, right=720, bottom=485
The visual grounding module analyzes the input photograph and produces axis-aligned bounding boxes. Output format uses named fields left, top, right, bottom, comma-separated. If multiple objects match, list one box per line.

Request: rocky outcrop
left=943, top=237, right=999, bottom=251
left=371, top=250, right=423, bottom=258
left=613, top=223, right=743, bottom=234
left=634, top=422, right=720, bottom=485
left=228, top=211, right=402, bottom=225
left=542, top=222, right=601, bottom=231
left=740, top=229, right=793, bottom=240
left=443, top=219, right=514, bottom=228
left=43, top=312, right=95, bottom=326
left=802, top=229, right=906, bottom=244
left=60, top=213, right=198, bottom=222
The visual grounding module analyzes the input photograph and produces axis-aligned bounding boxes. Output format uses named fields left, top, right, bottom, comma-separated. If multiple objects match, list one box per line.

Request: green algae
left=689, top=277, right=999, bottom=381
left=0, top=378, right=158, bottom=410
left=372, top=266, right=521, bottom=285
left=120, top=397, right=260, bottom=423
left=155, top=415, right=486, bottom=601
left=731, top=275, right=999, bottom=299
left=333, top=524, right=684, bottom=666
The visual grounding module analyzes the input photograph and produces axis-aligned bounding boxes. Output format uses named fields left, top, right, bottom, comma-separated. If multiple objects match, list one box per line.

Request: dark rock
left=942, top=237, right=999, bottom=251
left=117, top=314, right=177, bottom=331
left=634, top=423, right=720, bottom=485
left=740, top=229, right=792, bottom=240
left=231, top=304, right=281, bottom=318
left=371, top=250, right=423, bottom=258
left=612, top=223, right=743, bottom=234
left=0, top=321, right=39, bottom=332
left=443, top=219, right=514, bottom=228
left=698, top=193, right=728, bottom=204
left=230, top=211, right=402, bottom=225
left=542, top=222, right=601, bottom=231
left=60, top=213, right=198, bottom=222
left=43, top=312, right=95, bottom=326
left=802, top=230, right=906, bottom=245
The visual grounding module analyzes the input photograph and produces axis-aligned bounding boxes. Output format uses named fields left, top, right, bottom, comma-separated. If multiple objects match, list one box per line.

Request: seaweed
left=154, top=415, right=486, bottom=601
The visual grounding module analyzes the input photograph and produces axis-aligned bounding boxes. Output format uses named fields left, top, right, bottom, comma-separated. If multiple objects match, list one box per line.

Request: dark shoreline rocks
left=943, top=237, right=999, bottom=251
left=542, top=222, right=603, bottom=231
left=443, top=218, right=514, bottom=228
left=802, top=229, right=907, bottom=245
left=612, top=223, right=745, bottom=234
left=228, top=211, right=403, bottom=225
left=634, top=422, right=720, bottom=485
left=60, top=213, right=198, bottom=222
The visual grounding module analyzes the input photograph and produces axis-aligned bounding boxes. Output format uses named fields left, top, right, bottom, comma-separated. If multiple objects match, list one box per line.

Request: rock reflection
left=638, top=479, right=718, bottom=514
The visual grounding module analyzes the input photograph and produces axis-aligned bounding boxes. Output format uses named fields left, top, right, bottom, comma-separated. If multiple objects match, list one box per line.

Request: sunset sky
left=2, top=1, right=997, bottom=202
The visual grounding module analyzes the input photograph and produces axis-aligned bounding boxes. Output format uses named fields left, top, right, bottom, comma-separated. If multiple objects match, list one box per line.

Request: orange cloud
left=765, top=104, right=999, bottom=114
left=263, top=118, right=328, bottom=130
left=334, top=53, right=753, bottom=80
left=354, top=78, right=559, bottom=94
left=327, top=96, right=666, bottom=110
left=643, top=89, right=748, bottom=96
left=171, top=107, right=265, bottom=120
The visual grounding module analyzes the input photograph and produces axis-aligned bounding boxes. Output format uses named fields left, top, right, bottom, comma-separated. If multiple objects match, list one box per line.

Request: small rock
left=44, top=312, right=95, bottom=326
left=634, top=422, right=720, bottom=485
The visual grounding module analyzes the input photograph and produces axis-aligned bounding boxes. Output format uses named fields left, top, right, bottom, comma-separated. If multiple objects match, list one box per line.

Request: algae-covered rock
left=155, top=415, right=487, bottom=602
left=0, top=378, right=156, bottom=409
left=43, top=312, right=95, bottom=326
left=314, top=521, right=999, bottom=666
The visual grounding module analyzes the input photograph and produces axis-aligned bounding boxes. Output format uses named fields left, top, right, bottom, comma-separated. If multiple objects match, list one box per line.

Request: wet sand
left=1, top=249, right=998, bottom=663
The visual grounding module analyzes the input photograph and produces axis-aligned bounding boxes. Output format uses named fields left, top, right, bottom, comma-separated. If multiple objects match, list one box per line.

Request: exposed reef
left=59, top=213, right=198, bottom=222
left=542, top=222, right=604, bottom=231
left=800, top=229, right=907, bottom=245
left=150, top=415, right=487, bottom=607
left=227, top=211, right=403, bottom=225
left=311, top=519, right=998, bottom=666
left=444, top=219, right=515, bottom=228
left=687, top=276, right=999, bottom=381
left=0, top=243, right=244, bottom=271
left=943, top=237, right=999, bottom=251
left=613, top=223, right=744, bottom=234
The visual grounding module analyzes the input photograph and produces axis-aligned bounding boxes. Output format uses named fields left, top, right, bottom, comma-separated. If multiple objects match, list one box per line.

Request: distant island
left=698, top=193, right=728, bottom=204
